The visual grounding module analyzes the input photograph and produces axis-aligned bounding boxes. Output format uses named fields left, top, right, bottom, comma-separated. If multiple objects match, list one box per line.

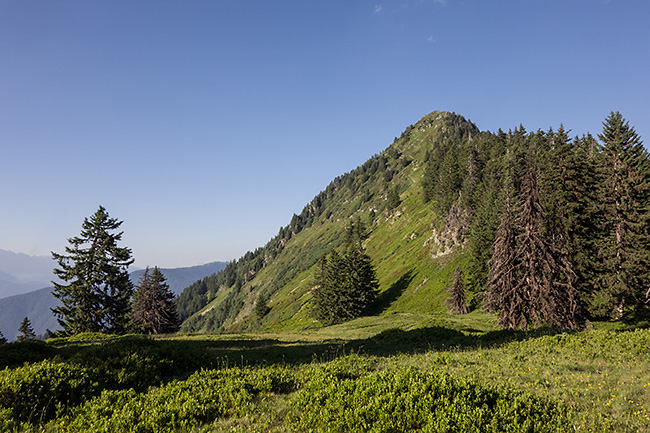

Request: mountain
left=0, top=261, right=229, bottom=341
left=0, top=287, right=59, bottom=341
left=178, top=111, right=481, bottom=333
left=0, top=249, right=60, bottom=299
left=179, top=109, right=648, bottom=332
left=129, top=262, right=229, bottom=296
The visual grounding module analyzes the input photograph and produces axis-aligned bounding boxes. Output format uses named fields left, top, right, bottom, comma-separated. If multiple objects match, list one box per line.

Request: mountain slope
left=0, top=261, right=229, bottom=341
left=0, top=287, right=59, bottom=341
left=129, top=261, right=228, bottom=296
left=179, top=111, right=481, bottom=333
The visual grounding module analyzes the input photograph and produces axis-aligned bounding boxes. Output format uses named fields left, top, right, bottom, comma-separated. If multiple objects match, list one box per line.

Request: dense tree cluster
left=312, top=218, right=379, bottom=325
left=424, top=111, right=650, bottom=328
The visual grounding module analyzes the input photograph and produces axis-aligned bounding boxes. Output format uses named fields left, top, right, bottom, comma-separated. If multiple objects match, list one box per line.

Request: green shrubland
left=1, top=325, right=648, bottom=432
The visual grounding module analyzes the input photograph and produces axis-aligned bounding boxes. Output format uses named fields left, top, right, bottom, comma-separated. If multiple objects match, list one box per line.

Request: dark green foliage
left=0, top=329, right=6, bottom=344
left=444, top=266, right=469, bottom=314
left=52, top=206, right=134, bottom=335
left=386, top=185, right=401, bottom=210
left=312, top=219, right=379, bottom=325
left=59, top=366, right=296, bottom=433
left=17, top=317, right=36, bottom=342
left=131, top=267, right=180, bottom=334
left=254, top=294, right=271, bottom=319
left=592, top=111, right=650, bottom=319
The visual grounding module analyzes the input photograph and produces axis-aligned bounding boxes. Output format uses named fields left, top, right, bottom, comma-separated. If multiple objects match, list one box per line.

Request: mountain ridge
left=178, top=110, right=479, bottom=333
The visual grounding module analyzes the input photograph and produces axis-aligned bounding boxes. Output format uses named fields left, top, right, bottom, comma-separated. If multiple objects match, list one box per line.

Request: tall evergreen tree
left=483, top=179, right=523, bottom=329
left=131, top=267, right=180, bottom=334
left=17, top=317, right=36, bottom=341
left=0, top=328, right=7, bottom=344
left=445, top=266, right=469, bottom=315
left=593, top=111, right=650, bottom=319
left=514, top=144, right=581, bottom=329
left=312, top=219, right=379, bottom=325
left=52, top=206, right=134, bottom=335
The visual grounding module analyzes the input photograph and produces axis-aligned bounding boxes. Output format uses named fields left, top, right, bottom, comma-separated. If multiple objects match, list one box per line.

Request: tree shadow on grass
left=373, top=270, right=415, bottom=314
left=1, top=325, right=573, bottom=372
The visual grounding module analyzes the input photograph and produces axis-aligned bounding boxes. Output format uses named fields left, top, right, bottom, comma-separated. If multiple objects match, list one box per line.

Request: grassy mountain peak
left=177, top=110, right=482, bottom=334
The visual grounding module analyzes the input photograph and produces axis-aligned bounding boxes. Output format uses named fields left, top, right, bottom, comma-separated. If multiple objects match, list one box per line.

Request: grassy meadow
left=1, top=315, right=649, bottom=432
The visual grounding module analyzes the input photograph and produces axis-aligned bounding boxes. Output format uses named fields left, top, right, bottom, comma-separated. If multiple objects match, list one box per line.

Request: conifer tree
left=254, top=294, right=271, bottom=319
left=312, top=250, right=345, bottom=325
left=445, top=266, right=469, bottom=314
left=483, top=179, right=523, bottom=329
left=514, top=144, right=581, bottom=329
left=312, top=219, right=379, bottom=325
left=593, top=111, right=650, bottom=319
left=52, top=206, right=134, bottom=335
left=17, top=317, right=36, bottom=341
left=0, top=328, right=7, bottom=344
left=131, top=267, right=180, bottom=334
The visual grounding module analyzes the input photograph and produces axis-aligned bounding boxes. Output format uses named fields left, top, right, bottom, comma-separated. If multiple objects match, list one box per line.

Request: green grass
left=1, top=324, right=648, bottom=432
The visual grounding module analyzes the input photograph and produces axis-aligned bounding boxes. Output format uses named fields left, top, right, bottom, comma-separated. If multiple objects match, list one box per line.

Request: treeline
left=423, top=111, right=650, bottom=327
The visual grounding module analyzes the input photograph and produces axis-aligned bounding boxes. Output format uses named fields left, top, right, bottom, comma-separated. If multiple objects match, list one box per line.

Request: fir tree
left=483, top=179, right=523, bottom=329
left=255, top=293, right=271, bottom=319
left=52, top=206, right=134, bottom=335
left=445, top=266, right=469, bottom=314
left=0, top=328, right=7, bottom=344
left=131, top=267, right=180, bottom=334
left=593, top=111, right=650, bottom=319
left=312, top=219, right=379, bottom=325
left=17, top=317, right=36, bottom=341
left=514, top=144, right=581, bottom=329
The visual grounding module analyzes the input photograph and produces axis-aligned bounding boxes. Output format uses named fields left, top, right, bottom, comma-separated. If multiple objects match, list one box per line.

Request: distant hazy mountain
left=0, top=260, right=229, bottom=341
left=0, top=286, right=59, bottom=341
left=0, top=249, right=59, bottom=299
left=129, top=262, right=229, bottom=296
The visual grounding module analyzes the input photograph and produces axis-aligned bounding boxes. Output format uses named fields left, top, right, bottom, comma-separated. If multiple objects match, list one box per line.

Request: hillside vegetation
left=177, top=109, right=650, bottom=334
left=178, top=111, right=480, bottom=333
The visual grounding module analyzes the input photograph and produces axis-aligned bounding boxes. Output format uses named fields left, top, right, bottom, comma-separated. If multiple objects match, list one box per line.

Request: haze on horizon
left=1, top=0, right=648, bottom=268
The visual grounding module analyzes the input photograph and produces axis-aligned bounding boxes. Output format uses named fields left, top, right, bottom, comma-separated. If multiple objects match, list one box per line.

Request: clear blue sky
left=1, top=0, right=648, bottom=268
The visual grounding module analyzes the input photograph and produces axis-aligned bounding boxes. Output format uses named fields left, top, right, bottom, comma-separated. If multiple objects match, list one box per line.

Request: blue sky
left=1, top=0, right=648, bottom=268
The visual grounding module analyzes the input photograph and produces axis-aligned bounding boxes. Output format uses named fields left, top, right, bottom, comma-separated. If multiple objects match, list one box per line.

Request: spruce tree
left=17, top=317, right=36, bottom=341
left=514, top=144, right=580, bottom=329
left=593, top=111, right=650, bottom=319
left=312, top=250, right=345, bottom=325
left=445, top=266, right=469, bottom=314
left=52, top=206, right=134, bottom=335
left=254, top=294, right=271, bottom=319
left=131, top=267, right=180, bottom=334
left=483, top=179, right=523, bottom=329
left=0, top=328, right=7, bottom=344
left=312, top=219, right=379, bottom=325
